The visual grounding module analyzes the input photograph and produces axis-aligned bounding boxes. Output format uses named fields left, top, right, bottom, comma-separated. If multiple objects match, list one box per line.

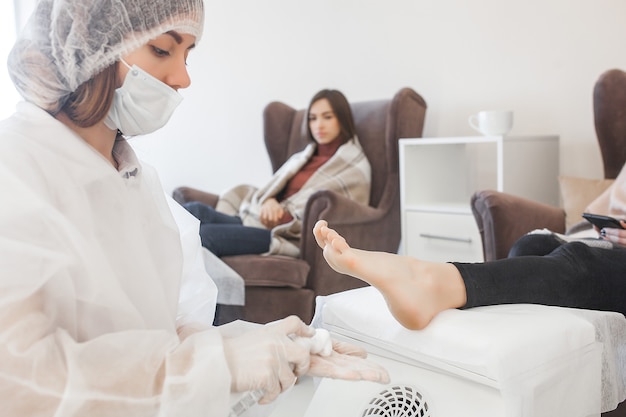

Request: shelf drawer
left=404, top=211, right=484, bottom=262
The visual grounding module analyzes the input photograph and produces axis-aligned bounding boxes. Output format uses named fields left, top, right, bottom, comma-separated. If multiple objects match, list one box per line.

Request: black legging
left=453, top=233, right=626, bottom=315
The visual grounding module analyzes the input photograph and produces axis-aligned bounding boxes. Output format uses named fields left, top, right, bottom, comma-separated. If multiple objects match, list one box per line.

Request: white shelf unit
left=399, top=135, right=559, bottom=262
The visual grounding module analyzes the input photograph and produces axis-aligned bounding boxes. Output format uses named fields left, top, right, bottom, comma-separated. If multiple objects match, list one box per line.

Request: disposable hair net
left=7, top=0, right=204, bottom=114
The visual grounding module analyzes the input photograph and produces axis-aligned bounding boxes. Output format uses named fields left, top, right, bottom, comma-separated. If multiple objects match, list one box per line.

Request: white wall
left=9, top=1, right=626, bottom=196
left=0, top=2, right=19, bottom=121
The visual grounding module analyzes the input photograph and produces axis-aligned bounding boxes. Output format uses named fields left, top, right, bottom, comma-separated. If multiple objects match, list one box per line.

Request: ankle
left=428, top=263, right=467, bottom=310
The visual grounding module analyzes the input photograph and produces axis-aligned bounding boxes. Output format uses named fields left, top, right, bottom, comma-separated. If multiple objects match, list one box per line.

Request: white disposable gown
left=0, top=102, right=232, bottom=416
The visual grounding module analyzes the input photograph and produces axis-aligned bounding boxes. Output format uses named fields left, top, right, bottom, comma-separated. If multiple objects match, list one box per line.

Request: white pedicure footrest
left=306, top=286, right=626, bottom=417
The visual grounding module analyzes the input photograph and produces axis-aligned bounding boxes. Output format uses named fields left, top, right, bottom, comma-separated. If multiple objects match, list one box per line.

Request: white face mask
left=104, top=59, right=183, bottom=136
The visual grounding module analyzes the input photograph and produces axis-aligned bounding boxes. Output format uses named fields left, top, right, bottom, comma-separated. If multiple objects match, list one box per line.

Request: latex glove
left=331, top=340, right=368, bottom=358
left=307, top=339, right=390, bottom=384
left=222, top=316, right=315, bottom=404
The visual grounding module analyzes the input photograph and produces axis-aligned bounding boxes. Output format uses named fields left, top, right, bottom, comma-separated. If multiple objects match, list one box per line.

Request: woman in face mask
left=0, top=1, right=389, bottom=416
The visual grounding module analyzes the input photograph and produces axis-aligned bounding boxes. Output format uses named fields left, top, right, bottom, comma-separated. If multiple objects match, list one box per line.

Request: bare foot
left=313, top=220, right=467, bottom=330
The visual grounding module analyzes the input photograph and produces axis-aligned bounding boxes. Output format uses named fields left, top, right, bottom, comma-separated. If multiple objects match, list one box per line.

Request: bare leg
left=313, top=220, right=467, bottom=330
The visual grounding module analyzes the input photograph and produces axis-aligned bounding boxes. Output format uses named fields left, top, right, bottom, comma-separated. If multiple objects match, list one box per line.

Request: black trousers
left=453, top=234, right=626, bottom=315
left=183, top=201, right=271, bottom=257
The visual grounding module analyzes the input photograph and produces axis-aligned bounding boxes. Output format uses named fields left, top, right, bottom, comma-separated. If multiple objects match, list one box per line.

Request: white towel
left=201, top=248, right=245, bottom=306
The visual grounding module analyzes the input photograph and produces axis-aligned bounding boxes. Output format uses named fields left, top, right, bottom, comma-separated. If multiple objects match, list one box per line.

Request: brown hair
left=307, top=89, right=357, bottom=143
left=60, top=63, right=118, bottom=128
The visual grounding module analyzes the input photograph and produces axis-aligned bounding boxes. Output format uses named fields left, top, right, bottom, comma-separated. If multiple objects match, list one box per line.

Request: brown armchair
left=471, top=68, right=626, bottom=261
left=173, top=87, right=427, bottom=324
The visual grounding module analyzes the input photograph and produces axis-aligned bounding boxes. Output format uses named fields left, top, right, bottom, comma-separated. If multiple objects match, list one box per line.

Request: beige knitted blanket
left=216, top=136, right=371, bottom=257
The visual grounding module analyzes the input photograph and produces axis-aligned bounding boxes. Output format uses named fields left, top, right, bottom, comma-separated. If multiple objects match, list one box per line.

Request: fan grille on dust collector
left=361, top=385, right=431, bottom=417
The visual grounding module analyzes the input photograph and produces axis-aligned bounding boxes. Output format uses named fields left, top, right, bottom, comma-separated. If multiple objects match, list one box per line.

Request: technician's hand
left=259, top=198, right=284, bottom=229
left=599, top=220, right=626, bottom=247
left=307, top=340, right=390, bottom=384
left=222, top=316, right=315, bottom=404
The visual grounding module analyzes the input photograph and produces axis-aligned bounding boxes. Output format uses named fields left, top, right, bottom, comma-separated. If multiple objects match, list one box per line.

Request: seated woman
left=184, top=89, right=371, bottom=257
left=312, top=165, right=626, bottom=330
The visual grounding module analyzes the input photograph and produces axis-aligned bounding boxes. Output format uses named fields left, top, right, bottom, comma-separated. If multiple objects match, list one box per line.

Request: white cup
left=468, top=110, right=513, bottom=136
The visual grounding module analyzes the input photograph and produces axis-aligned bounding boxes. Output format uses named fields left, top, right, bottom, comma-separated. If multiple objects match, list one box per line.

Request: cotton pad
left=294, top=328, right=332, bottom=356
left=309, top=328, right=332, bottom=356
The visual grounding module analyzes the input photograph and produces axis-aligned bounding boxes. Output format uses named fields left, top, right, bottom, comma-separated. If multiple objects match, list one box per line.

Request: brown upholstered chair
left=471, top=68, right=626, bottom=262
left=173, top=87, right=427, bottom=324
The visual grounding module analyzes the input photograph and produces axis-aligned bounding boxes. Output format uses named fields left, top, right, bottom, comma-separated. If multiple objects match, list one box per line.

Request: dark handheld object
left=582, top=212, right=626, bottom=229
